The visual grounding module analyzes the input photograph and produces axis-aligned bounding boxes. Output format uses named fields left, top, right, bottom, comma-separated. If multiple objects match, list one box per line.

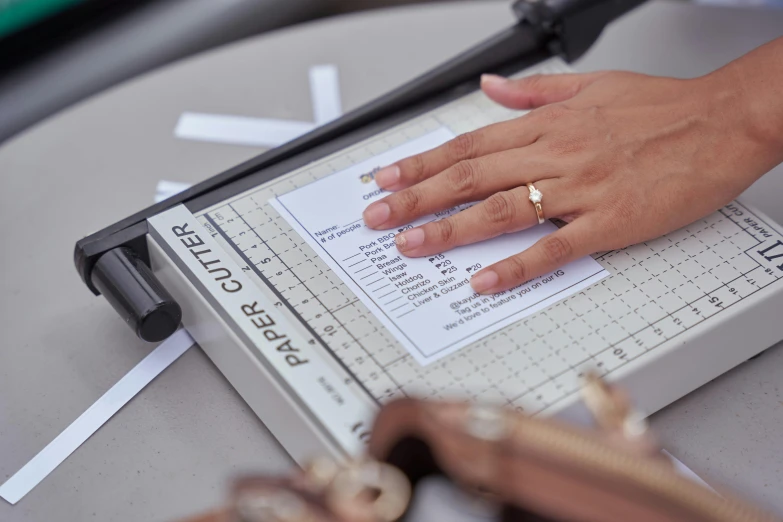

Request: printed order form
left=195, top=59, right=783, bottom=415
left=269, top=128, right=607, bottom=364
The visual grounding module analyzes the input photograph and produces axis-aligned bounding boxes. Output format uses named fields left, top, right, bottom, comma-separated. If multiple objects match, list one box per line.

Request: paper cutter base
left=144, top=59, right=783, bottom=463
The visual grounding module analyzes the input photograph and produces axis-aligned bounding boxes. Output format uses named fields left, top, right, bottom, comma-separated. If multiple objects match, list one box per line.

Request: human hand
left=361, top=61, right=783, bottom=294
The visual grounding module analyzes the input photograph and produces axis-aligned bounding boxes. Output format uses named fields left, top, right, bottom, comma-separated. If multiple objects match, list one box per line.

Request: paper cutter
left=73, top=0, right=783, bottom=463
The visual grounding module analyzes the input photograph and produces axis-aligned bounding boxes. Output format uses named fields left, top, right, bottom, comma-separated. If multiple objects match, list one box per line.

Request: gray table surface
left=1, top=1, right=782, bottom=520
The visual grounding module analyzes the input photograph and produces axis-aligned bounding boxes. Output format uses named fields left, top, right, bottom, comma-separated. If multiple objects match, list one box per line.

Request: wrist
left=708, top=40, right=783, bottom=168
left=698, top=66, right=783, bottom=186
left=735, top=72, right=783, bottom=153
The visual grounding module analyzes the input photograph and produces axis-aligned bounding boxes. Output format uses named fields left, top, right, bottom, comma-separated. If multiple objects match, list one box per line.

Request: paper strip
left=174, top=112, right=316, bottom=147
left=663, top=449, right=715, bottom=492
left=155, top=180, right=193, bottom=203
left=309, top=64, right=342, bottom=125
left=0, top=329, right=195, bottom=505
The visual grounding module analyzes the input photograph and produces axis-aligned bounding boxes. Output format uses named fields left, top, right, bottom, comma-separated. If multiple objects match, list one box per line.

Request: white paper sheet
left=309, top=64, right=342, bottom=125
left=0, top=329, right=195, bottom=505
left=270, top=128, right=608, bottom=365
left=175, top=112, right=316, bottom=147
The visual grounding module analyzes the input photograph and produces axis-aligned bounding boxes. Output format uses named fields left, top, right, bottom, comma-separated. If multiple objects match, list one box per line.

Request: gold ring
left=526, top=183, right=545, bottom=224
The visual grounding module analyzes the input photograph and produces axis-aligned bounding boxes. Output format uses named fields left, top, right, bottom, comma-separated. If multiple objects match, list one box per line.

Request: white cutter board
left=147, top=58, right=783, bottom=462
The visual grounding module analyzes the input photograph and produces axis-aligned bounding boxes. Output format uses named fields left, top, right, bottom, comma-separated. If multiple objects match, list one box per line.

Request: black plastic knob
left=90, top=247, right=182, bottom=342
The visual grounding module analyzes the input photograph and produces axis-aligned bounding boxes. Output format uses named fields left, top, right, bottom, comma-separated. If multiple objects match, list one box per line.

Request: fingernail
left=470, top=270, right=499, bottom=294
left=481, top=74, right=507, bottom=87
left=363, top=202, right=391, bottom=228
left=375, top=165, right=400, bottom=188
left=395, top=228, right=425, bottom=251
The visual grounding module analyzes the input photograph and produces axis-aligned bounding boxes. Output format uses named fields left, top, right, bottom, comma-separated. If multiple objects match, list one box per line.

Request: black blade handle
left=90, top=247, right=182, bottom=342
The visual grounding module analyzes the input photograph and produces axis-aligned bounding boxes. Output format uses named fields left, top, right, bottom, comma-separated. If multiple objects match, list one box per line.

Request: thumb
left=480, top=72, right=604, bottom=110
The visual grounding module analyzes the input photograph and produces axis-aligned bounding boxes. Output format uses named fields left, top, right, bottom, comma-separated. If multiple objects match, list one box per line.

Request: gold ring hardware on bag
left=308, top=457, right=411, bottom=522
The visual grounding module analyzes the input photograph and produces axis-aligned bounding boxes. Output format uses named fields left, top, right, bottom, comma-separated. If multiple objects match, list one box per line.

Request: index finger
left=374, top=115, right=544, bottom=191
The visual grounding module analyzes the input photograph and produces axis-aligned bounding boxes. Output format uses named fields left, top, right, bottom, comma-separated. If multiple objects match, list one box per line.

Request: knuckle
left=449, top=160, right=481, bottom=195
left=536, top=103, right=568, bottom=123
left=604, top=70, right=631, bottom=82
left=483, top=192, right=517, bottom=225
left=586, top=104, right=601, bottom=117
left=541, top=235, right=573, bottom=265
left=405, top=153, right=426, bottom=181
left=506, top=256, right=529, bottom=283
left=520, top=74, right=545, bottom=92
left=435, top=218, right=457, bottom=245
left=580, top=162, right=606, bottom=182
left=606, top=198, right=636, bottom=224
left=546, top=135, right=587, bottom=156
left=447, top=132, right=478, bottom=162
left=396, top=188, right=423, bottom=215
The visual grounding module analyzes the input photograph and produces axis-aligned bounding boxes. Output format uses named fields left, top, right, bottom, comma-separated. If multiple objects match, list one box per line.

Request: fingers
left=373, top=73, right=605, bottom=192
left=469, top=218, right=595, bottom=295
left=364, top=146, right=557, bottom=229
left=394, top=179, right=576, bottom=257
left=480, top=72, right=606, bottom=110
left=371, top=72, right=605, bottom=192
left=374, top=116, right=544, bottom=191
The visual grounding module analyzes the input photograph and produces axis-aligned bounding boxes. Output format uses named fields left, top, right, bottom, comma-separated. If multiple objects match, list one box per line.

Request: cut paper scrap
left=663, top=449, right=715, bottom=492
left=0, top=329, right=195, bottom=505
left=309, top=64, right=342, bottom=125
left=155, top=179, right=193, bottom=203
left=175, top=113, right=316, bottom=147
left=175, top=64, right=342, bottom=147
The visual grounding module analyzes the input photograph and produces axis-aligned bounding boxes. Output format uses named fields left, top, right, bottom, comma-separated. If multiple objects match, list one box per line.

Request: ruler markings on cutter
left=213, top=204, right=404, bottom=399
left=205, top=210, right=380, bottom=402
left=535, top=228, right=783, bottom=412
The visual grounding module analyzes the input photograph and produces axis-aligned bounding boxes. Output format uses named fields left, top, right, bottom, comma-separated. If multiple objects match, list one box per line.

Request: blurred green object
left=0, top=0, right=84, bottom=39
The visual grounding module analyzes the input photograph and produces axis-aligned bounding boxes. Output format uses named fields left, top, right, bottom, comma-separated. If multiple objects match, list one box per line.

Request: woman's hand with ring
left=362, top=40, right=783, bottom=294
